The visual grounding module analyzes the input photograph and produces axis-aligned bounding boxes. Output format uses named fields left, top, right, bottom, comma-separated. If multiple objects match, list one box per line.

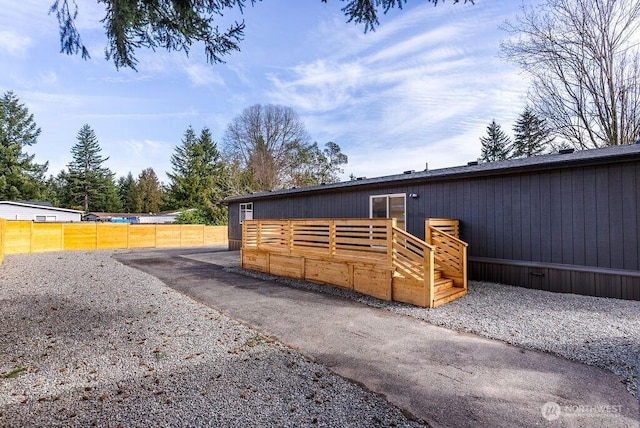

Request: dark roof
left=224, top=144, right=640, bottom=203
left=17, top=200, right=53, bottom=207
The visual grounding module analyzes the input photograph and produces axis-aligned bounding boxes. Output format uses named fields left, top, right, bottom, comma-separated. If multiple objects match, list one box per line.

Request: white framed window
left=239, top=202, right=253, bottom=223
left=370, top=193, right=406, bottom=230
left=35, top=215, right=57, bottom=222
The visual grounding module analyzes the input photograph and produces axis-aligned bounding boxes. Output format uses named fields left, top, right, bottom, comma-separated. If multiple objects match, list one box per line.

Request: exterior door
left=370, top=194, right=406, bottom=230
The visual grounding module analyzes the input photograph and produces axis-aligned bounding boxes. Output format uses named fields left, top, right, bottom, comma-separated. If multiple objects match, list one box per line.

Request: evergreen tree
left=42, top=175, right=62, bottom=207
left=174, top=209, right=212, bottom=225
left=65, top=124, right=112, bottom=212
left=0, top=91, right=48, bottom=200
left=55, top=170, right=80, bottom=210
left=511, top=107, right=553, bottom=158
left=52, top=1, right=471, bottom=70
left=166, top=126, right=227, bottom=224
left=135, top=168, right=164, bottom=213
left=96, top=173, right=123, bottom=212
left=117, top=172, right=138, bottom=212
left=166, top=126, right=197, bottom=208
left=480, top=120, right=512, bottom=162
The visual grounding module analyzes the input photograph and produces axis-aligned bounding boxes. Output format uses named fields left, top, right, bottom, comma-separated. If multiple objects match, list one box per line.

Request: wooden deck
left=241, top=218, right=467, bottom=308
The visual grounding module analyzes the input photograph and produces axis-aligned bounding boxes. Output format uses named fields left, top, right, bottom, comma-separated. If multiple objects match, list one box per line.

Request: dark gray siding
left=228, top=159, right=640, bottom=299
left=469, top=258, right=640, bottom=300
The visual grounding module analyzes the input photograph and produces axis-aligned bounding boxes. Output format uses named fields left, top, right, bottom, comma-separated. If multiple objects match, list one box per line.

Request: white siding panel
left=0, top=204, right=81, bottom=222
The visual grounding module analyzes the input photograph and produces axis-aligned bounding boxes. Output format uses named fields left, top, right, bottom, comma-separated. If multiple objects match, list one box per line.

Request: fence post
left=29, top=221, right=34, bottom=254
left=461, top=243, right=468, bottom=291
left=424, top=247, right=434, bottom=308
left=287, top=220, right=293, bottom=253
left=257, top=221, right=262, bottom=249
left=0, top=218, right=5, bottom=264
left=387, top=219, right=396, bottom=268
left=329, top=220, right=336, bottom=257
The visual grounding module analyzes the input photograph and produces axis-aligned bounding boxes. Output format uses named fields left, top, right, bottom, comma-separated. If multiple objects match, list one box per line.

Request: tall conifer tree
left=117, top=172, right=138, bottom=213
left=65, top=124, right=113, bottom=212
left=166, top=126, right=227, bottom=224
left=511, top=107, right=553, bottom=158
left=135, top=168, right=164, bottom=213
left=0, top=91, right=48, bottom=200
left=480, top=120, right=512, bottom=162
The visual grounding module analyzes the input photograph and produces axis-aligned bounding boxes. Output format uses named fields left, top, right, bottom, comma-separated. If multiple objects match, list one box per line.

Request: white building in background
left=83, top=209, right=189, bottom=224
left=0, top=201, right=83, bottom=222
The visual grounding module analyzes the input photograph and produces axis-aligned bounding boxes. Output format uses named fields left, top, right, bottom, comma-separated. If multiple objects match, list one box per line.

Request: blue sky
left=0, top=0, right=536, bottom=184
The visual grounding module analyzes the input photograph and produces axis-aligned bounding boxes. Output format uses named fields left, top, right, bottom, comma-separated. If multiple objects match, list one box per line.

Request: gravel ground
left=227, top=266, right=640, bottom=397
left=0, top=252, right=423, bottom=428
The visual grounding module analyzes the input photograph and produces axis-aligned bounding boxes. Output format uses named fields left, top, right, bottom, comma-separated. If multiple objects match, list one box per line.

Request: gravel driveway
left=0, top=252, right=421, bottom=427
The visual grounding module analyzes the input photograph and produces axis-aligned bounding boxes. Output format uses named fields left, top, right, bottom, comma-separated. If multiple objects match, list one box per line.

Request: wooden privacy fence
left=0, top=218, right=6, bottom=264
left=1, top=221, right=228, bottom=256
left=241, top=218, right=467, bottom=308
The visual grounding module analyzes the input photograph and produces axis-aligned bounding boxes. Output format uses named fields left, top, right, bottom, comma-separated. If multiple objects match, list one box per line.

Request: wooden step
left=433, top=286, right=466, bottom=308
left=433, top=277, right=453, bottom=293
left=393, top=268, right=447, bottom=285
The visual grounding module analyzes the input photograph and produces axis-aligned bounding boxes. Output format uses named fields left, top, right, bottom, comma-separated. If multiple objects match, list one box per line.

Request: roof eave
left=223, top=145, right=640, bottom=203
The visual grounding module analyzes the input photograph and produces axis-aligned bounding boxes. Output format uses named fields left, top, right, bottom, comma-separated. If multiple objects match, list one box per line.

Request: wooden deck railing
left=242, top=218, right=391, bottom=261
left=426, top=219, right=468, bottom=289
left=242, top=218, right=440, bottom=307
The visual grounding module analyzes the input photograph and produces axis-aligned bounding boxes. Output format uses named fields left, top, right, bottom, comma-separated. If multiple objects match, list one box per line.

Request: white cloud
left=80, top=110, right=200, bottom=120
left=0, top=31, right=31, bottom=56
left=184, top=63, right=225, bottom=87
left=0, top=0, right=535, bottom=185
left=267, top=60, right=365, bottom=111
left=122, top=138, right=167, bottom=156
left=36, top=71, right=58, bottom=86
left=364, top=26, right=462, bottom=65
left=263, top=0, right=531, bottom=178
left=100, top=75, right=153, bottom=84
left=107, top=138, right=174, bottom=179
left=20, top=91, right=88, bottom=115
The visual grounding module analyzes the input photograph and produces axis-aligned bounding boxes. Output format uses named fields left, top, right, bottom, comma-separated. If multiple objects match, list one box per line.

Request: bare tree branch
left=502, top=0, right=640, bottom=148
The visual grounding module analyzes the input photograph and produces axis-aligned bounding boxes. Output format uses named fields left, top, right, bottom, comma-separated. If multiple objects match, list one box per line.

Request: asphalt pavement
left=114, top=247, right=640, bottom=427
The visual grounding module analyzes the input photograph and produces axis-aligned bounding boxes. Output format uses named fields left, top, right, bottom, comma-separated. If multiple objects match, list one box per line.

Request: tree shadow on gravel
left=0, top=341, right=419, bottom=428
left=0, top=292, right=141, bottom=368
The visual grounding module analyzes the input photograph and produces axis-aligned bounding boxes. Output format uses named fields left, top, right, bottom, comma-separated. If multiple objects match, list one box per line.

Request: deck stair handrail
left=425, top=219, right=468, bottom=289
left=391, top=226, right=434, bottom=282
left=425, top=218, right=460, bottom=238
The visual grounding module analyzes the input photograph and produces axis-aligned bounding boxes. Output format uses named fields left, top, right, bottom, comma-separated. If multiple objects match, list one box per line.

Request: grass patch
left=153, top=350, right=166, bottom=361
left=244, top=334, right=266, bottom=348
left=2, top=367, right=26, bottom=379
